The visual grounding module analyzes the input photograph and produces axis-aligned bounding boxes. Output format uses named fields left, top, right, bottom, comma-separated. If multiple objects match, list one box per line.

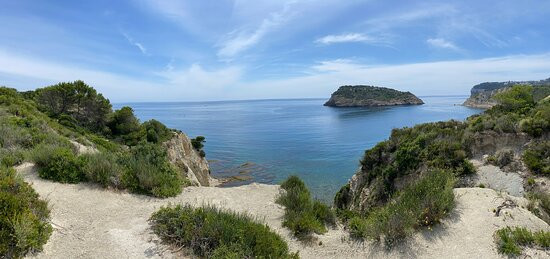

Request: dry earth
left=16, top=162, right=549, bottom=259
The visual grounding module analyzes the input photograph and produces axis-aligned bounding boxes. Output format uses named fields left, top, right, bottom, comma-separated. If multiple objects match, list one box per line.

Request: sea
left=114, top=96, right=482, bottom=201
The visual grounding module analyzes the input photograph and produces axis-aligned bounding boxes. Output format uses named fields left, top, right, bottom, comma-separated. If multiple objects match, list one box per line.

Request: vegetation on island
left=324, top=85, right=424, bottom=107
left=334, top=85, right=550, bottom=246
left=276, top=176, right=336, bottom=241
left=495, top=227, right=550, bottom=256
left=150, top=204, right=299, bottom=259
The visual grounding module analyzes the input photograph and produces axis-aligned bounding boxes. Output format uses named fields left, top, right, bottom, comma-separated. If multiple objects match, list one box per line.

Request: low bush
left=143, top=119, right=172, bottom=143
left=0, top=167, right=52, bottom=258
left=121, top=143, right=182, bottom=197
left=81, top=152, right=124, bottom=188
left=487, top=149, right=515, bottom=168
left=149, top=204, right=298, bottom=258
left=495, top=227, right=550, bottom=256
left=277, top=176, right=335, bottom=240
left=36, top=147, right=85, bottom=183
left=523, top=141, right=550, bottom=175
left=348, top=170, right=455, bottom=247
left=0, top=148, right=25, bottom=167
left=526, top=191, right=550, bottom=225
left=191, top=136, right=206, bottom=157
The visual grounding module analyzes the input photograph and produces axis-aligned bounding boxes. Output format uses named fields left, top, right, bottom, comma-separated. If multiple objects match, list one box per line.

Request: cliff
left=463, top=77, right=550, bottom=108
left=164, top=132, right=213, bottom=186
left=462, top=87, right=508, bottom=108
left=324, top=85, right=424, bottom=107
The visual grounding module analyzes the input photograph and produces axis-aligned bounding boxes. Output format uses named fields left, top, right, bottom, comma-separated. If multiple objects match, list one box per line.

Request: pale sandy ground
left=16, top=162, right=549, bottom=259
left=471, top=159, right=525, bottom=197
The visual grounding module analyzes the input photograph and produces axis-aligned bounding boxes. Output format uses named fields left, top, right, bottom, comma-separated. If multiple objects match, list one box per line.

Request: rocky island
left=324, top=85, right=424, bottom=107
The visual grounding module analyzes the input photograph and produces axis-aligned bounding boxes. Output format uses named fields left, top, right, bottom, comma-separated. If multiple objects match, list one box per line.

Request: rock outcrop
left=463, top=77, right=550, bottom=108
left=163, top=132, right=212, bottom=186
left=462, top=87, right=507, bottom=108
left=324, top=85, right=424, bottom=107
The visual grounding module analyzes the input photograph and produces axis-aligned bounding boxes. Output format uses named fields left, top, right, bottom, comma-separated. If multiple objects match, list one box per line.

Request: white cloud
left=426, top=38, right=460, bottom=51
left=311, top=59, right=365, bottom=72
left=315, top=33, right=384, bottom=45
left=216, top=2, right=295, bottom=58
left=2, top=49, right=550, bottom=101
left=122, top=32, right=148, bottom=55
left=157, top=63, right=243, bottom=92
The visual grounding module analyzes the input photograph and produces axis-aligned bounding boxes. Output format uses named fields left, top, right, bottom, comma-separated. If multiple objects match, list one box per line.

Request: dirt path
left=17, top=163, right=549, bottom=259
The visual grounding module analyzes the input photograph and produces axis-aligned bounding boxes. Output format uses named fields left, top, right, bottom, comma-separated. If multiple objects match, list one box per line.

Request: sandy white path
left=16, top=163, right=549, bottom=259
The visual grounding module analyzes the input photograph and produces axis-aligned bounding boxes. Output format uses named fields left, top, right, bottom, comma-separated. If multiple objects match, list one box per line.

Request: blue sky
left=1, top=0, right=550, bottom=102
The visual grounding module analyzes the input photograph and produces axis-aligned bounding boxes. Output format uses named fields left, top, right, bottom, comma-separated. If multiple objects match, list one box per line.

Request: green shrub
left=81, top=152, right=124, bottom=188
left=29, top=142, right=74, bottom=167
left=523, top=141, right=550, bottom=175
left=348, top=170, right=455, bottom=246
left=121, top=143, right=182, bottom=197
left=494, top=85, right=535, bottom=113
left=36, top=147, right=84, bottom=183
left=0, top=148, right=25, bottom=167
left=0, top=167, right=52, bottom=258
left=191, top=136, right=206, bottom=157
left=149, top=204, right=298, bottom=258
left=488, top=149, right=515, bottom=168
left=495, top=227, right=550, bottom=256
left=142, top=119, right=172, bottom=143
left=277, top=176, right=335, bottom=240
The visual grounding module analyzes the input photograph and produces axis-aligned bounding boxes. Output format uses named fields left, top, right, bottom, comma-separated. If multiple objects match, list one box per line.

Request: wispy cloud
left=426, top=38, right=460, bottom=51
left=216, top=2, right=296, bottom=59
left=122, top=32, right=148, bottom=55
left=311, top=59, right=365, bottom=72
left=315, top=33, right=386, bottom=45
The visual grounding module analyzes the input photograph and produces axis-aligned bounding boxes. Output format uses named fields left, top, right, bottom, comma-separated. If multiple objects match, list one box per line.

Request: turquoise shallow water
left=115, top=96, right=482, bottom=201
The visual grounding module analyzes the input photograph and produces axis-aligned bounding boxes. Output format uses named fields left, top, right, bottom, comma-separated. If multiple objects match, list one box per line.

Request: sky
left=1, top=0, right=550, bottom=102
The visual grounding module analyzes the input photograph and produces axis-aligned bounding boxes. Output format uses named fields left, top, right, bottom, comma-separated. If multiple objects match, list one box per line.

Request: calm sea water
left=115, top=96, right=482, bottom=201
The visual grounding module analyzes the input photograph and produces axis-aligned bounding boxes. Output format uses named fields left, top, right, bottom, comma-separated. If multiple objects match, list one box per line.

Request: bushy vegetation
left=191, top=136, right=206, bottom=157
left=468, top=85, right=550, bottom=137
left=34, top=80, right=112, bottom=133
left=0, top=167, right=52, bottom=258
left=0, top=82, right=195, bottom=198
left=121, top=143, right=183, bottom=197
left=331, top=85, right=419, bottom=101
left=495, top=227, right=550, bottom=256
left=526, top=191, right=550, bottom=224
left=149, top=204, right=298, bottom=258
left=36, top=147, right=85, bottom=183
left=523, top=141, right=550, bottom=175
left=334, top=84, right=550, bottom=247
left=347, top=170, right=455, bottom=246
left=487, top=149, right=515, bottom=168
left=277, top=176, right=335, bottom=241
left=335, top=120, right=473, bottom=211
left=80, top=152, right=124, bottom=188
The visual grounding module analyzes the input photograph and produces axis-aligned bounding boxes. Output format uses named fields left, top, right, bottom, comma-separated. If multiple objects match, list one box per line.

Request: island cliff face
left=324, top=85, right=424, bottom=107
left=164, top=132, right=213, bottom=186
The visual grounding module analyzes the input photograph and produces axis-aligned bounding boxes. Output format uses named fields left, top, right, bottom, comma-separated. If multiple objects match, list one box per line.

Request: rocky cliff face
left=462, top=87, right=508, bottom=109
left=324, top=85, right=424, bottom=107
left=463, top=77, right=550, bottom=108
left=163, top=132, right=212, bottom=186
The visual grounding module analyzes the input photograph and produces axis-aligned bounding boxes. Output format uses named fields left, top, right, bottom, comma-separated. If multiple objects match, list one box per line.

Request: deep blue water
left=115, top=96, right=482, bottom=200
